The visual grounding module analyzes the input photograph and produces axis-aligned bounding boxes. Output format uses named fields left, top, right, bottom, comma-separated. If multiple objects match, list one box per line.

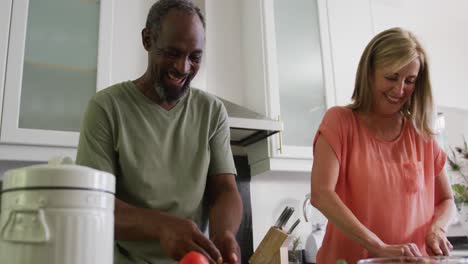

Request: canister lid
left=1, top=164, right=115, bottom=194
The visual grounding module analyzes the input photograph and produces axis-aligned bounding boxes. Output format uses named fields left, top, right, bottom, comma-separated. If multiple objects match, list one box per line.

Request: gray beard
left=153, top=83, right=168, bottom=102
left=153, top=82, right=190, bottom=103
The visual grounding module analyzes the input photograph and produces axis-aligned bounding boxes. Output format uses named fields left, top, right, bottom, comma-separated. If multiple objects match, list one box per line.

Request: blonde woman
left=310, top=28, right=456, bottom=263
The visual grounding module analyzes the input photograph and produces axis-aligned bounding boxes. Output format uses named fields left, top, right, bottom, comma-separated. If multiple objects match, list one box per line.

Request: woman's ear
left=142, top=28, right=152, bottom=51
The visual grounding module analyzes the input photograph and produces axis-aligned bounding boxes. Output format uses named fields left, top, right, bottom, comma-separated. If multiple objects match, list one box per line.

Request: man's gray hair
left=146, top=0, right=205, bottom=34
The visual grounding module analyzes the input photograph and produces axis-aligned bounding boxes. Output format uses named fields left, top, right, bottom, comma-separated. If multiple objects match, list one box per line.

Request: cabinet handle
left=277, top=116, right=283, bottom=154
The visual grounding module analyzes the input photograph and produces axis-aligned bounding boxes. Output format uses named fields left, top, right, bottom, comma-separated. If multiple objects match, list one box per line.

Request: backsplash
left=250, top=171, right=314, bottom=250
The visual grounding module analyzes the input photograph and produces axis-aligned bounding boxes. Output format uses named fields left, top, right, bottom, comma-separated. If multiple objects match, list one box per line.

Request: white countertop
left=451, top=249, right=468, bottom=257
left=448, top=222, right=466, bottom=237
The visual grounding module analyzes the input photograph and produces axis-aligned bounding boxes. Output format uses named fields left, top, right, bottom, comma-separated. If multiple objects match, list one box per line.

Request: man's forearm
left=114, top=198, right=164, bottom=240
left=208, top=188, right=243, bottom=238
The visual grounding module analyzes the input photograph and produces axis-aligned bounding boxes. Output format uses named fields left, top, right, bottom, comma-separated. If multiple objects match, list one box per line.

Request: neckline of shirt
left=353, top=110, right=409, bottom=144
left=125, top=80, right=190, bottom=116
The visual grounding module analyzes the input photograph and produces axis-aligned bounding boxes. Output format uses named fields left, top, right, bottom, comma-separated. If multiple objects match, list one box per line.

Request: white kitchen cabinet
left=0, top=0, right=219, bottom=162
left=243, top=0, right=374, bottom=176
left=326, top=0, right=374, bottom=106
left=202, top=0, right=245, bottom=105
left=243, top=0, right=335, bottom=175
left=1, top=0, right=113, bottom=148
left=266, top=0, right=335, bottom=159
left=0, top=0, right=12, bottom=126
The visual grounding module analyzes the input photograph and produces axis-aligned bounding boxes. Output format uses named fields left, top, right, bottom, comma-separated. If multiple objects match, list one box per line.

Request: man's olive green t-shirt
left=76, top=81, right=237, bottom=264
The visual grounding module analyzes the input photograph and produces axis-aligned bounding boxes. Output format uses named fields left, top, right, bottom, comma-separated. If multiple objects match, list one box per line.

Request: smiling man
left=76, top=1, right=243, bottom=264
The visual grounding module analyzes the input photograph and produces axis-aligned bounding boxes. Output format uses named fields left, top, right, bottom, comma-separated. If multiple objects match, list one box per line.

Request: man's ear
left=142, top=28, right=152, bottom=51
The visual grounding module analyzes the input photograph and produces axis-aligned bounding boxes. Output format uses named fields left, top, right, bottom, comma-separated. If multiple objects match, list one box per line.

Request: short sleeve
left=432, top=139, right=447, bottom=177
left=76, top=98, right=117, bottom=175
left=208, top=104, right=237, bottom=176
left=313, top=106, right=350, bottom=163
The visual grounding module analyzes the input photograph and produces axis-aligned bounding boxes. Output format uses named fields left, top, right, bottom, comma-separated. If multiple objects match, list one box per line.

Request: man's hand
left=158, top=213, right=222, bottom=264
left=211, top=231, right=241, bottom=264
left=205, top=174, right=242, bottom=263
left=425, top=226, right=453, bottom=256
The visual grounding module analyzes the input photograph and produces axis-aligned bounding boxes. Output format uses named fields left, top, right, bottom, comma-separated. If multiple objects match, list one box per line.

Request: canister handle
left=1, top=208, right=50, bottom=243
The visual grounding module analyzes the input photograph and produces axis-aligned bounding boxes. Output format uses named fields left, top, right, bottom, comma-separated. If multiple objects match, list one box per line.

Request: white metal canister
left=0, top=163, right=115, bottom=264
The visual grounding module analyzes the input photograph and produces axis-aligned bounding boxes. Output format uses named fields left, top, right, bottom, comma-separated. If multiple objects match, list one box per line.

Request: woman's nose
left=393, top=81, right=405, bottom=96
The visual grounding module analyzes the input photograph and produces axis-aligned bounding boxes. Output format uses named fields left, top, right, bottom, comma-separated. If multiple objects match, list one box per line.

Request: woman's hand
left=425, top=226, right=453, bottom=256
left=371, top=243, right=423, bottom=257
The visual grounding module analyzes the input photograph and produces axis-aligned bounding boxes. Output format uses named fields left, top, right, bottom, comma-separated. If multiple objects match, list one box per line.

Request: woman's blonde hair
left=349, top=27, right=434, bottom=138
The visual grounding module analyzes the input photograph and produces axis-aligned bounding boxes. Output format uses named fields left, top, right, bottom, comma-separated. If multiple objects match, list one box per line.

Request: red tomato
left=179, top=251, right=209, bottom=264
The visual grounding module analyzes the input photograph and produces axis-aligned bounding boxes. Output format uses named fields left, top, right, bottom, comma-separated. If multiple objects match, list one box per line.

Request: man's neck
left=133, top=74, right=178, bottom=110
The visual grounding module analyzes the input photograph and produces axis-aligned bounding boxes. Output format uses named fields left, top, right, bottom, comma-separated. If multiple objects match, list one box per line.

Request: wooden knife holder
left=249, top=226, right=291, bottom=264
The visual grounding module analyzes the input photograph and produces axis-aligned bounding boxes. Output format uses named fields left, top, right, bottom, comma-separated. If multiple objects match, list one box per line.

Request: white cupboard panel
left=273, top=0, right=326, bottom=147
left=326, top=0, right=373, bottom=106
left=0, top=0, right=12, bottom=127
left=1, top=0, right=113, bottom=147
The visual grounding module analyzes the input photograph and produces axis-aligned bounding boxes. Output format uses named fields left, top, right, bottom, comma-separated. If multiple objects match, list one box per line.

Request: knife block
left=249, top=226, right=290, bottom=264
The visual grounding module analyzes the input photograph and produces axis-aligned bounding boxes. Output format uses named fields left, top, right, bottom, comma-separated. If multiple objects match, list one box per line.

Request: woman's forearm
left=311, top=189, right=384, bottom=253
left=430, top=198, right=456, bottom=232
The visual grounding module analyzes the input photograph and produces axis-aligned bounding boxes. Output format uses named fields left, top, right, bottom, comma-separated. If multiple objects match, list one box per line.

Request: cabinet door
left=1, top=0, right=113, bottom=147
left=0, top=0, right=12, bottom=126
left=264, top=0, right=335, bottom=159
left=325, top=0, right=373, bottom=106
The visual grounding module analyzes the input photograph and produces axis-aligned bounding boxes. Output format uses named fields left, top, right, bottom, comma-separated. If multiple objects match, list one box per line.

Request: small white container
left=0, top=163, right=115, bottom=264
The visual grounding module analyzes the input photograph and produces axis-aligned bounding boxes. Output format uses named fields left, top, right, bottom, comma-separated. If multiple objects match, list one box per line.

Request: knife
left=274, top=206, right=290, bottom=228
left=287, top=219, right=300, bottom=234
left=279, top=207, right=295, bottom=230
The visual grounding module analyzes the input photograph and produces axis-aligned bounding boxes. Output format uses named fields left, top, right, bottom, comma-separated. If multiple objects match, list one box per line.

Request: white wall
left=249, top=171, right=333, bottom=251
left=438, top=106, right=468, bottom=151
left=250, top=172, right=326, bottom=250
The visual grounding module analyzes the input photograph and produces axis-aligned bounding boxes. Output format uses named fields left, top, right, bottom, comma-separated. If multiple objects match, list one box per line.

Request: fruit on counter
left=336, top=259, right=348, bottom=264
left=179, top=251, right=209, bottom=264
